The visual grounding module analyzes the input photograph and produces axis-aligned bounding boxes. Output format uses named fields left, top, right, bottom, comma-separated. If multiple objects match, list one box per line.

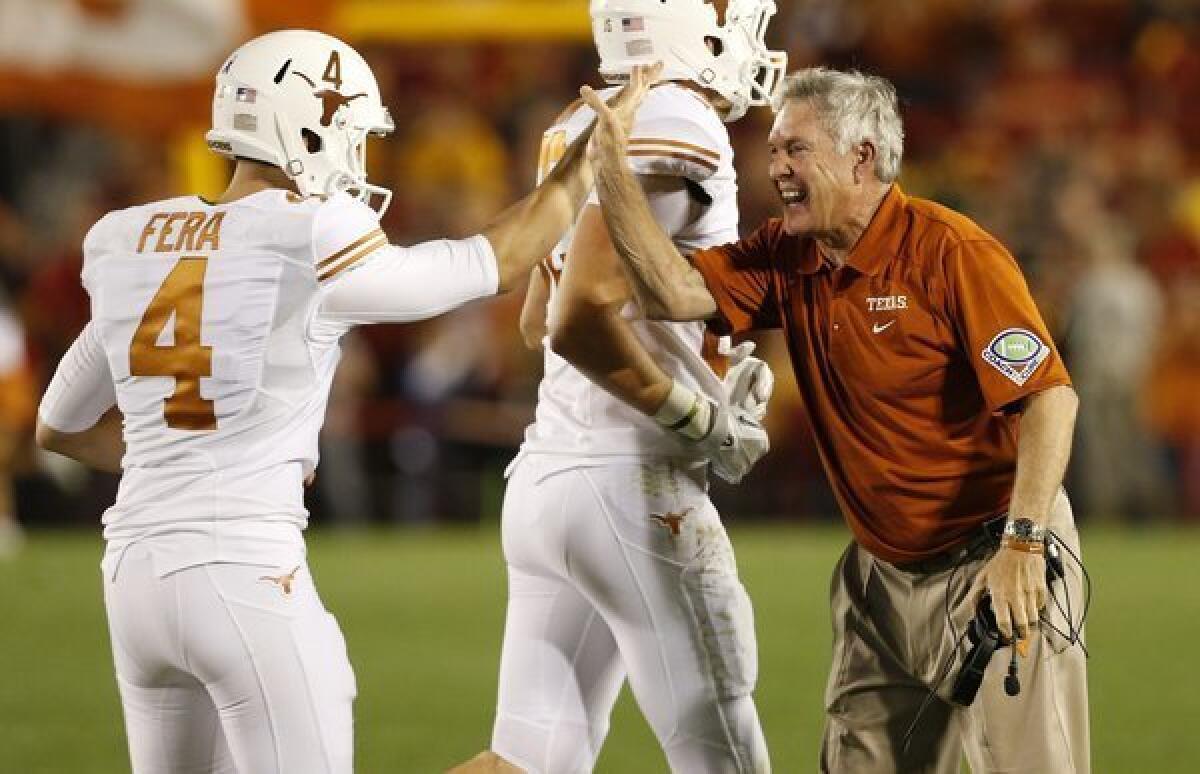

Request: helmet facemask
left=729, top=0, right=788, bottom=112
left=296, top=99, right=395, bottom=214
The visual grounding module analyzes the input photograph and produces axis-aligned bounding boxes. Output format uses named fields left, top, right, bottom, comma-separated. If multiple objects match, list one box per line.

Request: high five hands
left=580, top=62, right=664, bottom=173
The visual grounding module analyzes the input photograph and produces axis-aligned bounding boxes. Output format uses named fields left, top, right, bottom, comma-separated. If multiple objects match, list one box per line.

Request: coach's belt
left=891, top=515, right=1007, bottom=575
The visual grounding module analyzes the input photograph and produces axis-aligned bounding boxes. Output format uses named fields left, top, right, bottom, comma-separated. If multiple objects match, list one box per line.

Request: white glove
left=653, top=379, right=770, bottom=485
left=722, top=343, right=774, bottom=422
left=721, top=339, right=757, bottom=367
left=697, top=401, right=770, bottom=484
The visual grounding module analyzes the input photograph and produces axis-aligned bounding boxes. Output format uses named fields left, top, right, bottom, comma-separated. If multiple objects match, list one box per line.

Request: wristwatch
left=1003, top=517, right=1046, bottom=543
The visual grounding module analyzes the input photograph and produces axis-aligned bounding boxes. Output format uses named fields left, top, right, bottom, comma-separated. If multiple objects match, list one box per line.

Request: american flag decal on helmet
left=621, top=17, right=645, bottom=32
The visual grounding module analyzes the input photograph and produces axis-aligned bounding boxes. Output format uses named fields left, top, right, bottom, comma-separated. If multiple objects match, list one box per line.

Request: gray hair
left=781, top=68, right=905, bottom=183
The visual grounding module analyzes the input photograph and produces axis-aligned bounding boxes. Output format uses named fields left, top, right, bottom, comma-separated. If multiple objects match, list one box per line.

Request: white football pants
left=103, top=546, right=356, bottom=774
left=492, top=456, right=769, bottom=774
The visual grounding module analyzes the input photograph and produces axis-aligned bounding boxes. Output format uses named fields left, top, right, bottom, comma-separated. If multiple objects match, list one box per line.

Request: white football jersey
left=41, top=189, right=498, bottom=577
left=521, top=83, right=739, bottom=461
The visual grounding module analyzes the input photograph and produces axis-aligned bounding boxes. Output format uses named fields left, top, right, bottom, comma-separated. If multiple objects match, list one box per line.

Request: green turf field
left=2, top=525, right=1198, bottom=772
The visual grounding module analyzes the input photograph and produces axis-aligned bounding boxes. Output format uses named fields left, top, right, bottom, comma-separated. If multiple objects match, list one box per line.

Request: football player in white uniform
left=452, top=2, right=786, bottom=772
left=34, top=29, right=657, bottom=774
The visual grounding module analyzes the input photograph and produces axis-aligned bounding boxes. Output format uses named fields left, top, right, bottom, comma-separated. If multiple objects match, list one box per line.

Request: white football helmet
left=590, top=0, right=787, bottom=122
left=206, top=30, right=395, bottom=213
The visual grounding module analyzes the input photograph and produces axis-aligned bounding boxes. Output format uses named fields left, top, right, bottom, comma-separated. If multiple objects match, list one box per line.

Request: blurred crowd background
left=0, top=0, right=1196, bottom=549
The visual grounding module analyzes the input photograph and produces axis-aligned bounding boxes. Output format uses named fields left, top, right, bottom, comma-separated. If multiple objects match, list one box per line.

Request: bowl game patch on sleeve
left=982, top=328, right=1050, bottom=386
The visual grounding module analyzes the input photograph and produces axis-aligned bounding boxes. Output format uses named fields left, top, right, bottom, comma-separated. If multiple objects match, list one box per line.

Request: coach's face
left=768, top=100, right=863, bottom=239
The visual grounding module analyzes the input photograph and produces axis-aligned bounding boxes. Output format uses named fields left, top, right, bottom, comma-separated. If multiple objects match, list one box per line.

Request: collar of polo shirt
left=797, top=184, right=909, bottom=276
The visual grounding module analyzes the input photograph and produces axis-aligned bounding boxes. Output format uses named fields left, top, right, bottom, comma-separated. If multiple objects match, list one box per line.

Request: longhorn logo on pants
left=260, top=566, right=300, bottom=595
left=650, top=508, right=693, bottom=537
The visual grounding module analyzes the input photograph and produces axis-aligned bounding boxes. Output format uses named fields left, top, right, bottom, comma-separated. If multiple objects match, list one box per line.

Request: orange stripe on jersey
left=317, top=233, right=387, bottom=283
left=627, top=149, right=719, bottom=174
left=317, top=228, right=385, bottom=272
left=628, top=137, right=720, bottom=161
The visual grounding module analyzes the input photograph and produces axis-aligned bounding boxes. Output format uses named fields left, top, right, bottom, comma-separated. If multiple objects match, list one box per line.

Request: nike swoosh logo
left=872, top=320, right=896, bottom=334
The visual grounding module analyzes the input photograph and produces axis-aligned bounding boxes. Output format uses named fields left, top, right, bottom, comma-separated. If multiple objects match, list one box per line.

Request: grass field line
left=1, top=525, right=1198, bottom=771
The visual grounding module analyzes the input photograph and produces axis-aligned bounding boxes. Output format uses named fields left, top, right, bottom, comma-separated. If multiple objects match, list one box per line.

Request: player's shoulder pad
left=311, top=192, right=389, bottom=285
left=83, top=195, right=196, bottom=255
left=80, top=197, right=190, bottom=285
left=627, top=84, right=730, bottom=183
left=546, top=89, right=613, bottom=149
left=82, top=210, right=120, bottom=258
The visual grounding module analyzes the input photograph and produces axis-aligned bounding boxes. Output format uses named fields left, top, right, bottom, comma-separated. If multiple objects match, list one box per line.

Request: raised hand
left=579, top=61, right=664, bottom=170
left=700, top=401, right=770, bottom=484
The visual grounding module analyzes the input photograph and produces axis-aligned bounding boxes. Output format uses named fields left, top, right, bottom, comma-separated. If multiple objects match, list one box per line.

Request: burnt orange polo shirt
left=692, top=185, right=1071, bottom=563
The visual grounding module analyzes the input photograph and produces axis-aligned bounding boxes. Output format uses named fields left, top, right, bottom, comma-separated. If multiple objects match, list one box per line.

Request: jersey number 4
left=129, top=256, right=216, bottom=431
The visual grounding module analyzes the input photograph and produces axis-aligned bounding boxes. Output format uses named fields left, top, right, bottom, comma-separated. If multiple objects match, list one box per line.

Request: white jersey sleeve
left=310, top=193, right=389, bottom=287
left=544, top=85, right=733, bottom=268
left=625, top=87, right=728, bottom=183
left=38, top=321, right=116, bottom=433
left=579, top=177, right=695, bottom=247
left=309, top=195, right=499, bottom=339
left=79, top=211, right=116, bottom=298
left=316, top=237, right=498, bottom=325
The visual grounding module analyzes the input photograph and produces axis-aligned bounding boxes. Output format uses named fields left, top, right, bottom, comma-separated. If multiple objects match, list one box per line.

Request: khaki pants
left=820, top=490, right=1090, bottom=773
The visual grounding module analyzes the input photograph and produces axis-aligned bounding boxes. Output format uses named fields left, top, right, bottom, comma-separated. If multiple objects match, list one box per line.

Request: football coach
left=579, top=67, right=1090, bottom=772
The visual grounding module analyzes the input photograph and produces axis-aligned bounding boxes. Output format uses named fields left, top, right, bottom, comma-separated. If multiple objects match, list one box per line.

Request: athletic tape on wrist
left=653, top=380, right=711, bottom=441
